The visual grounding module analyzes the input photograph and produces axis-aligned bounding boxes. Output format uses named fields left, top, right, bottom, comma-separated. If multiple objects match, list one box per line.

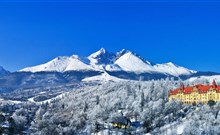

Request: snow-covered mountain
left=114, top=51, right=156, bottom=73
left=20, top=48, right=198, bottom=77
left=154, top=62, right=197, bottom=76
left=187, top=75, right=220, bottom=84
left=88, top=48, right=116, bottom=65
left=20, top=55, right=94, bottom=72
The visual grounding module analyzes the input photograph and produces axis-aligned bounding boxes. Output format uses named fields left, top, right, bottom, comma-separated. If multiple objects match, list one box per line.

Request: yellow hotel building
left=168, top=80, right=220, bottom=104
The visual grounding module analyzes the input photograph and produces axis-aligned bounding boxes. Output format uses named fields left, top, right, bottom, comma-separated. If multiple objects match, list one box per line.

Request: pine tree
left=96, top=96, right=100, bottom=105
left=8, top=117, right=16, bottom=135
left=140, top=89, right=145, bottom=112
left=83, top=101, right=88, bottom=112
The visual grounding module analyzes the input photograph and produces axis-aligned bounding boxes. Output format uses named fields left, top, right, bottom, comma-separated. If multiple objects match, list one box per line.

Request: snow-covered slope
left=187, top=75, right=220, bottom=84
left=154, top=62, right=197, bottom=76
left=114, top=51, right=156, bottom=73
left=20, top=55, right=94, bottom=72
left=82, top=72, right=124, bottom=82
left=64, top=55, right=93, bottom=71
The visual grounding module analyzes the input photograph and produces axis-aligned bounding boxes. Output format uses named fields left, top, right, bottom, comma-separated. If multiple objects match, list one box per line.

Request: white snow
left=177, top=123, right=185, bottom=134
left=28, top=97, right=35, bottom=102
left=0, top=98, right=22, bottom=104
left=82, top=72, right=124, bottom=82
left=88, top=48, right=106, bottom=64
left=87, top=48, right=117, bottom=71
left=159, top=120, right=185, bottom=135
left=20, top=55, right=94, bottom=72
left=154, top=62, right=197, bottom=76
left=7, top=100, right=22, bottom=104
left=39, top=91, right=46, bottom=94
left=28, top=92, right=69, bottom=104
left=64, top=55, right=93, bottom=71
left=114, top=52, right=156, bottom=73
left=187, top=75, right=220, bottom=84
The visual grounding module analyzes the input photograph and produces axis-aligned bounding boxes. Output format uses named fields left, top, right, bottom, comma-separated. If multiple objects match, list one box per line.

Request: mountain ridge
left=19, top=48, right=196, bottom=77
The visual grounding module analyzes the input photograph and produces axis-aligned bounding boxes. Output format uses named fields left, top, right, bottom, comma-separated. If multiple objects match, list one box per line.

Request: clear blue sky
left=0, top=0, right=220, bottom=72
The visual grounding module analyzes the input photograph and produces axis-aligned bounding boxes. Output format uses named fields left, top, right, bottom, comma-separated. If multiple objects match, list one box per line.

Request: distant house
left=112, top=116, right=131, bottom=129
left=169, top=80, right=220, bottom=104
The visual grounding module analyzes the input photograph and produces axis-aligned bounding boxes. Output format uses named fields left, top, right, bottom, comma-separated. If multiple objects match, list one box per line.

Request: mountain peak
left=115, top=51, right=156, bottom=72
left=20, top=54, right=93, bottom=72
left=165, top=62, right=177, bottom=67
left=0, top=66, right=10, bottom=76
left=116, top=49, right=130, bottom=58
left=123, top=51, right=153, bottom=65
left=89, top=48, right=107, bottom=59
left=88, top=48, right=115, bottom=65
left=99, top=47, right=106, bottom=53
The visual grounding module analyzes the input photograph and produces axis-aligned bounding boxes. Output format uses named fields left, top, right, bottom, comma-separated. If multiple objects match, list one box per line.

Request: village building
left=169, top=80, right=220, bottom=104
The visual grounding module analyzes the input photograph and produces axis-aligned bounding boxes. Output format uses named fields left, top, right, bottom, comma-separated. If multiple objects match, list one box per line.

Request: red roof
left=197, top=85, right=211, bottom=91
left=169, top=80, right=220, bottom=96
left=184, top=87, right=193, bottom=93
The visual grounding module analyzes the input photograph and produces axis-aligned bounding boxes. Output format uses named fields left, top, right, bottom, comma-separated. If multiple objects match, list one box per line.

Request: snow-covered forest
left=3, top=78, right=216, bottom=135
